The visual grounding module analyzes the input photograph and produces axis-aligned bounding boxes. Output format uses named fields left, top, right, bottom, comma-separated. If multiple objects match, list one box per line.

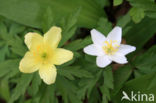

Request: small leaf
left=113, top=0, right=123, bottom=6
left=129, top=7, right=145, bottom=23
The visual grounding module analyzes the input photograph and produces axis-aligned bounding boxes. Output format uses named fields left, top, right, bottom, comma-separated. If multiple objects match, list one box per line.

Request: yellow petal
left=39, top=65, right=57, bottom=85
left=19, top=52, right=39, bottom=73
left=25, top=32, right=43, bottom=50
left=44, top=26, right=62, bottom=49
left=53, top=48, right=73, bottom=65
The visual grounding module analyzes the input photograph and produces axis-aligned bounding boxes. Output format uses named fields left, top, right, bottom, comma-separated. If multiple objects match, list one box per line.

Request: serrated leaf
left=58, top=66, right=93, bottom=80
left=56, top=76, right=81, bottom=103
left=9, top=23, right=25, bottom=36
left=7, top=35, right=27, bottom=56
left=100, top=85, right=110, bottom=103
left=78, top=70, right=102, bottom=98
left=64, top=36, right=92, bottom=51
left=104, top=67, right=114, bottom=89
left=0, top=59, right=19, bottom=78
left=39, top=84, right=57, bottom=103
left=9, top=74, right=33, bottom=103
left=0, top=45, right=8, bottom=62
left=0, top=79, right=10, bottom=102
left=28, top=73, right=41, bottom=96
left=59, top=8, right=81, bottom=47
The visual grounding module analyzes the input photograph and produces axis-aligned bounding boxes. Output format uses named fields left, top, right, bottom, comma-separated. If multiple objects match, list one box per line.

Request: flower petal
left=91, top=29, right=106, bottom=46
left=44, top=26, right=62, bottom=49
left=53, top=48, right=73, bottom=65
left=110, top=53, right=128, bottom=64
left=39, top=65, right=57, bottom=85
left=96, top=56, right=112, bottom=68
left=118, top=44, right=136, bottom=55
left=25, top=32, right=43, bottom=50
left=19, top=52, right=39, bottom=73
left=83, top=44, right=104, bottom=56
left=107, top=26, right=122, bottom=45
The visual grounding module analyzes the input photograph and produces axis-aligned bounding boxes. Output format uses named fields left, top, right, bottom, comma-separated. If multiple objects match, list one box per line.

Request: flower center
left=33, top=44, right=53, bottom=64
left=103, top=40, right=119, bottom=55
left=41, top=52, right=48, bottom=59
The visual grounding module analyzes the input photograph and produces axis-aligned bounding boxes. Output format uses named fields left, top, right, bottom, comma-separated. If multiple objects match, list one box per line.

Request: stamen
left=103, top=40, right=119, bottom=55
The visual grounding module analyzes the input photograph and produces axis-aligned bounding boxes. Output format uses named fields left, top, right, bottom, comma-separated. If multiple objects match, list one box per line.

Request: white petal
left=96, top=56, right=112, bottom=68
left=91, top=29, right=106, bottom=46
left=84, top=44, right=104, bottom=56
left=107, top=26, right=122, bottom=45
left=118, top=44, right=136, bottom=55
left=110, top=53, right=128, bottom=64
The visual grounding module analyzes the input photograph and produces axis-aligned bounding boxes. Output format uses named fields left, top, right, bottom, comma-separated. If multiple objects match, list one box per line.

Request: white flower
left=83, top=26, right=136, bottom=68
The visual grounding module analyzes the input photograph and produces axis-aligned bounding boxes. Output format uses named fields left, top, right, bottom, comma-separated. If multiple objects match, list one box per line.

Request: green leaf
left=112, top=72, right=156, bottom=103
left=0, top=45, right=8, bottom=62
left=7, top=35, right=27, bottom=56
left=134, top=45, right=156, bottom=74
left=28, top=73, right=41, bottom=96
left=124, top=18, right=156, bottom=50
left=9, top=23, right=25, bottom=36
left=0, top=0, right=105, bottom=28
left=88, top=87, right=100, bottom=103
left=0, top=79, right=10, bottom=102
left=0, top=59, right=19, bottom=78
left=58, top=66, right=93, bottom=80
left=111, top=65, right=132, bottom=96
left=96, top=17, right=112, bottom=35
left=128, top=0, right=156, bottom=11
left=147, top=74, right=156, bottom=90
left=41, top=7, right=54, bottom=33
left=39, top=85, right=57, bottom=103
left=9, top=74, right=33, bottom=103
left=100, top=85, right=110, bottom=103
left=103, top=67, right=114, bottom=89
left=113, top=0, right=123, bottom=6
left=78, top=70, right=102, bottom=99
left=59, top=8, right=81, bottom=47
left=128, top=0, right=156, bottom=19
left=117, top=14, right=131, bottom=28
left=64, top=36, right=92, bottom=51
left=56, top=76, right=81, bottom=103
left=129, top=7, right=145, bottom=23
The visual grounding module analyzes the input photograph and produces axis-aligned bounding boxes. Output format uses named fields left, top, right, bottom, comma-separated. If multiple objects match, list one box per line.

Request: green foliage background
left=0, top=0, right=156, bottom=103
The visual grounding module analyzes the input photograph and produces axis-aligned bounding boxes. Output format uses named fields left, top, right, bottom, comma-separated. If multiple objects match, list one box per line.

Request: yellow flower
left=19, top=26, right=73, bottom=85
